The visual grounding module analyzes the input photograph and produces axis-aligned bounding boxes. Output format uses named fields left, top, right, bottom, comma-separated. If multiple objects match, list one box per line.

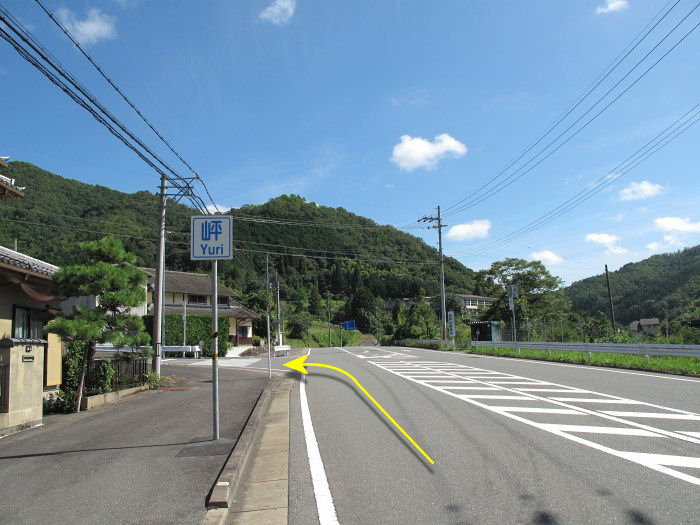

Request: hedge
left=143, top=314, right=229, bottom=357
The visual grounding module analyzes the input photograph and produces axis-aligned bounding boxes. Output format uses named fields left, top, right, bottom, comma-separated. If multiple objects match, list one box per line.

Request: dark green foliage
left=480, top=258, right=572, bottom=323
left=287, top=311, right=313, bottom=339
left=144, top=314, right=229, bottom=357
left=566, top=246, right=700, bottom=324
left=309, top=282, right=322, bottom=316
left=45, top=237, right=150, bottom=411
left=1, top=162, right=477, bottom=303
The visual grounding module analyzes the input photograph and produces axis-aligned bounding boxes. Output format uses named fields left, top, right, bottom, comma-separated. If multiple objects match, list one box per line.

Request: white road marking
left=300, top=349, right=339, bottom=525
left=366, top=358, right=700, bottom=485
left=600, top=411, right=700, bottom=420
left=619, top=451, right=700, bottom=469
left=515, top=388, right=588, bottom=393
left=680, top=431, right=700, bottom=439
left=550, top=398, right=643, bottom=404
left=458, top=395, right=534, bottom=400
left=537, top=424, right=664, bottom=437
left=398, top=345, right=700, bottom=383
left=494, top=407, right=586, bottom=415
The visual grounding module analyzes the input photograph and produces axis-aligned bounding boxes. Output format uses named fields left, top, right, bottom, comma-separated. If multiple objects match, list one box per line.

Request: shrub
left=252, top=335, right=261, bottom=346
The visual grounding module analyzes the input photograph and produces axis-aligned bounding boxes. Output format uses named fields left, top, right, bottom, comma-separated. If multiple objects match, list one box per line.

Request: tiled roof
left=0, top=245, right=59, bottom=277
left=639, top=318, right=660, bottom=326
left=163, top=303, right=260, bottom=320
left=141, top=268, right=238, bottom=297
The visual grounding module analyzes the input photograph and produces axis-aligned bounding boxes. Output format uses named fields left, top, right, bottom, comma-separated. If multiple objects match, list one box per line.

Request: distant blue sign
left=191, top=216, right=233, bottom=260
left=342, top=320, right=355, bottom=331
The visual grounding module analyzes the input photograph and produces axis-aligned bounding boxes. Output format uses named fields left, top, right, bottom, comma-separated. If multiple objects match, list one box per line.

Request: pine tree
left=46, top=237, right=150, bottom=412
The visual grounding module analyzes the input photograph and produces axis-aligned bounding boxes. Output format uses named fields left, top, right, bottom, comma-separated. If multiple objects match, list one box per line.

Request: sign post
left=191, top=216, right=233, bottom=441
left=447, top=310, right=456, bottom=349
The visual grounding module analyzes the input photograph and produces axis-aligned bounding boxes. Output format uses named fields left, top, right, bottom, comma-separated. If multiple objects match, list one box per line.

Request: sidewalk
left=0, top=364, right=269, bottom=525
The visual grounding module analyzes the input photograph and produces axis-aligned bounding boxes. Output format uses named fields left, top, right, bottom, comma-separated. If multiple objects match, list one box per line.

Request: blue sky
left=1, top=0, right=698, bottom=284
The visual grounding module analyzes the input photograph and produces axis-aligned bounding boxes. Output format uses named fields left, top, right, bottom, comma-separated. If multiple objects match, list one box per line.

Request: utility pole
left=327, top=292, right=331, bottom=347
left=419, top=206, right=447, bottom=339
left=152, top=174, right=167, bottom=376
left=276, top=275, right=282, bottom=346
left=604, top=264, right=617, bottom=333
left=211, top=259, right=219, bottom=440
left=266, top=254, right=271, bottom=379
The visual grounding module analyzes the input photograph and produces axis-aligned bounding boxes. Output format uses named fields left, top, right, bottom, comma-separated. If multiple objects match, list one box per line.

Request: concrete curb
left=80, top=384, right=150, bottom=411
left=206, top=376, right=279, bottom=509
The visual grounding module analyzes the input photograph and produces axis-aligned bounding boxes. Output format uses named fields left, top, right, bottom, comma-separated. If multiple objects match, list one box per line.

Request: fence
left=84, top=357, right=149, bottom=396
left=0, top=363, right=7, bottom=412
left=472, top=340, right=700, bottom=359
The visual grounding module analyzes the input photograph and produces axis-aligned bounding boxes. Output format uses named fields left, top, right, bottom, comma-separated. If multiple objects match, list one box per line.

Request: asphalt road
left=0, top=364, right=269, bottom=525
left=285, top=346, right=700, bottom=524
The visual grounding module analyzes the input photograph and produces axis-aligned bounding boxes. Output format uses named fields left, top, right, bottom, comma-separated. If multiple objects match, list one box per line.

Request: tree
left=481, top=258, right=571, bottom=323
left=309, top=281, right=322, bottom=317
left=287, top=310, right=312, bottom=340
left=46, top=237, right=149, bottom=412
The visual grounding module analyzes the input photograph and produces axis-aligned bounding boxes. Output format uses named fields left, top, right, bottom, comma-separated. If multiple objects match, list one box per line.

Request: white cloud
left=57, top=7, right=116, bottom=46
left=647, top=234, right=683, bottom=252
left=391, top=133, right=467, bottom=171
left=391, top=88, right=429, bottom=108
left=585, top=232, right=628, bottom=254
left=446, top=219, right=491, bottom=241
left=205, top=204, right=231, bottom=214
left=619, top=180, right=664, bottom=201
left=654, top=216, right=700, bottom=233
left=259, top=0, right=296, bottom=25
left=531, top=250, right=564, bottom=265
left=609, top=213, right=625, bottom=222
left=596, top=0, right=628, bottom=15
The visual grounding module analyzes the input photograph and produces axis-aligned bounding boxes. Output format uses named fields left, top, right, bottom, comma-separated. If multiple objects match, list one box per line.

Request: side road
left=0, top=364, right=269, bottom=525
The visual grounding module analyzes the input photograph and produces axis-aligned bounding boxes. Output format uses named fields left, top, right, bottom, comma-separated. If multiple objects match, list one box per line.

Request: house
left=0, top=245, right=63, bottom=436
left=454, top=294, right=496, bottom=317
left=0, top=156, right=25, bottom=199
left=629, top=318, right=660, bottom=337
left=142, top=268, right=260, bottom=346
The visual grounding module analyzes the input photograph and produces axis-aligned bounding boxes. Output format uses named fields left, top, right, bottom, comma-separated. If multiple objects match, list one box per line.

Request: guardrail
left=397, top=339, right=455, bottom=347
left=471, top=340, right=700, bottom=358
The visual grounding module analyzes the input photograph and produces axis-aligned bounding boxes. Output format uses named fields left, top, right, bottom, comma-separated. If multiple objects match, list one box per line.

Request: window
left=237, top=325, right=249, bottom=338
left=218, top=295, right=229, bottom=306
left=13, top=306, right=43, bottom=339
left=188, top=294, right=206, bottom=305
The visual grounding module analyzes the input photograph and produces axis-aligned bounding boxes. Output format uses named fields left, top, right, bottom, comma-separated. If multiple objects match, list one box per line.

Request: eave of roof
left=0, top=245, right=59, bottom=277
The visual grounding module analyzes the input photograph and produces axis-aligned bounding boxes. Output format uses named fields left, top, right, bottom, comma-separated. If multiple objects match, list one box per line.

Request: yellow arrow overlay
left=285, top=355, right=435, bottom=465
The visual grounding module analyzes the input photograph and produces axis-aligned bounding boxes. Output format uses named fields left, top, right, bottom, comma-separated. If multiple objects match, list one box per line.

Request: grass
left=283, top=321, right=367, bottom=348
left=455, top=345, right=700, bottom=377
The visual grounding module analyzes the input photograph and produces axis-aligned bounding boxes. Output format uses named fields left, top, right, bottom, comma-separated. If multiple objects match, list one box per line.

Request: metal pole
left=438, top=206, right=447, bottom=340
left=183, top=302, right=187, bottom=346
left=152, top=174, right=167, bottom=376
left=327, top=293, right=331, bottom=347
left=276, top=277, right=282, bottom=345
left=340, top=325, right=343, bottom=347
left=212, top=260, right=220, bottom=440
left=266, top=254, right=271, bottom=379
left=604, top=264, right=617, bottom=333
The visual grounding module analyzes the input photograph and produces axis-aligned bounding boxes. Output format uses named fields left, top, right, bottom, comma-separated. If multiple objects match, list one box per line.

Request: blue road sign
left=342, top=320, right=355, bottom=331
left=191, top=216, right=233, bottom=260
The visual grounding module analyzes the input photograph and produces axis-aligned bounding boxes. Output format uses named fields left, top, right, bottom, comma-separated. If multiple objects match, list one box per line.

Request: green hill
left=0, top=161, right=477, bottom=305
left=566, top=246, right=700, bottom=324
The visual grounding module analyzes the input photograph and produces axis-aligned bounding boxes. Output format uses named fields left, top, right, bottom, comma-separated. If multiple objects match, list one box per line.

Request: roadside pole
left=266, top=253, right=271, bottom=379
left=339, top=324, right=343, bottom=347
left=327, top=293, right=331, bottom=347
left=182, top=302, right=187, bottom=346
left=605, top=264, right=617, bottom=334
left=212, top=259, right=220, bottom=440
left=152, top=174, right=167, bottom=376
left=276, top=277, right=282, bottom=345
left=419, top=206, right=448, bottom=339
left=508, top=285, right=519, bottom=355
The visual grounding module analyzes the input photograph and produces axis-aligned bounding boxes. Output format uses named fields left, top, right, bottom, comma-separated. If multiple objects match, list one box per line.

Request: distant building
left=454, top=294, right=496, bottom=317
left=629, top=318, right=660, bottom=337
left=0, top=156, right=25, bottom=199
left=141, top=269, right=260, bottom=346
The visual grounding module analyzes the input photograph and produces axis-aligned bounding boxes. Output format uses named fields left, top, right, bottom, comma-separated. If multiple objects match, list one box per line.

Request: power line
left=0, top=7, right=209, bottom=213
left=447, top=104, right=700, bottom=258
left=32, top=0, right=221, bottom=214
left=441, top=0, right=682, bottom=216
left=442, top=3, right=700, bottom=219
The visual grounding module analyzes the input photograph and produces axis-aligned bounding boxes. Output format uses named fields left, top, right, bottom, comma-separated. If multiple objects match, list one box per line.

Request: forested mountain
left=0, top=161, right=479, bottom=302
left=566, top=246, right=700, bottom=324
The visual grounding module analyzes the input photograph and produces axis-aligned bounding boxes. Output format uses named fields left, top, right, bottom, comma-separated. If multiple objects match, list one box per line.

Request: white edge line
left=299, top=347, right=339, bottom=525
